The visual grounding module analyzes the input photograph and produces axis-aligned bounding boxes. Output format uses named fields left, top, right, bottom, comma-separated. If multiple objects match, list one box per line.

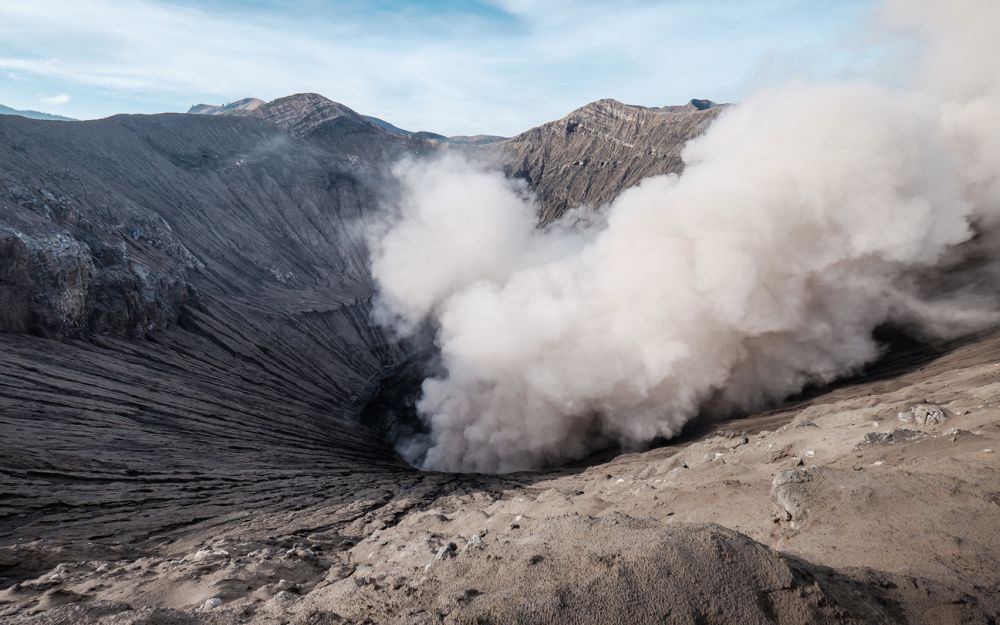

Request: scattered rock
left=771, top=467, right=817, bottom=522
left=716, top=430, right=749, bottom=449
left=274, top=579, right=300, bottom=594
left=192, top=549, right=229, bottom=562
left=435, top=543, right=458, bottom=560
left=897, top=403, right=948, bottom=426
left=863, top=429, right=928, bottom=446
left=455, top=588, right=482, bottom=605
left=466, top=532, right=486, bottom=550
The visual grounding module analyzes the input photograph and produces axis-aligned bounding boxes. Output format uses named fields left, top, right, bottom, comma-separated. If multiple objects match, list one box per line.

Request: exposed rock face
left=0, top=129, right=203, bottom=338
left=243, top=93, right=365, bottom=137
left=898, top=402, right=949, bottom=425
left=483, top=98, right=725, bottom=222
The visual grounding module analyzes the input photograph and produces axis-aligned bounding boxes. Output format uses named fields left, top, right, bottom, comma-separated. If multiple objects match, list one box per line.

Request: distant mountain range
left=183, top=94, right=722, bottom=219
left=0, top=103, right=75, bottom=121
left=188, top=96, right=507, bottom=145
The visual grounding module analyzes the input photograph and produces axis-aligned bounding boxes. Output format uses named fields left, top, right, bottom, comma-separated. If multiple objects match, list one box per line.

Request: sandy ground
left=3, top=334, right=1000, bottom=624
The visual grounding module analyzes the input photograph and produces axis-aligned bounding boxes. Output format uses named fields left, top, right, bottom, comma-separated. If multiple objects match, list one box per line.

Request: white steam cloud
left=371, top=0, right=1000, bottom=473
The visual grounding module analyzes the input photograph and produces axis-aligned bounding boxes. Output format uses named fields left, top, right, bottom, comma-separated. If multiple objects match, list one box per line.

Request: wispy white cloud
left=0, top=0, right=876, bottom=134
left=41, top=93, right=70, bottom=105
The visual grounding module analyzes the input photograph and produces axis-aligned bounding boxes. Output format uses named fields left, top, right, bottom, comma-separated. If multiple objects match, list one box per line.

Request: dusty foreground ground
left=3, top=335, right=1000, bottom=624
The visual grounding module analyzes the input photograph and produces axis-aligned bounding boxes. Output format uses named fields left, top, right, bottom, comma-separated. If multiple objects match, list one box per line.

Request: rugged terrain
left=2, top=94, right=999, bottom=624
left=484, top=98, right=723, bottom=222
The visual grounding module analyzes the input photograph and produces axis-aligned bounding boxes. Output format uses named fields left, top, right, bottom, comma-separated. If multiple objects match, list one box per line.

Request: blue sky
left=0, top=0, right=879, bottom=135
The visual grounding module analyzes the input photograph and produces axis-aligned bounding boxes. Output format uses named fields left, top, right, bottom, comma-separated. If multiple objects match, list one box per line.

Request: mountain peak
left=570, top=97, right=720, bottom=119
left=253, top=93, right=364, bottom=136
left=187, top=93, right=366, bottom=136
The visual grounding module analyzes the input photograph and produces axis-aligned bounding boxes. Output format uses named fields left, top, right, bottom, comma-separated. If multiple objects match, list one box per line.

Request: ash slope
left=3, top=93, right=997, bottom=624
left=0, top=98, right=429, bottom=545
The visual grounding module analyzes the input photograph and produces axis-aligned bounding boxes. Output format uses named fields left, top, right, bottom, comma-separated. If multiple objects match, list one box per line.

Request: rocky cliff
left=484, top=98, right=724, bottom=222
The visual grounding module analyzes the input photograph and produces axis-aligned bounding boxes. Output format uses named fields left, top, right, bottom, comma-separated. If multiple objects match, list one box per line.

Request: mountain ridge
left=0, top=103, right=75, bottom=122
left=484, top=96, right=726, bottom=221
left=191, top=93, right=511, bottom=144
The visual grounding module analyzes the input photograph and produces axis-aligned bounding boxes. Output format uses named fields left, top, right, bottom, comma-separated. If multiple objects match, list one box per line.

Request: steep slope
left=0, top=109, right=435, bottom=545
left=483, top=98, right=724, bottom=222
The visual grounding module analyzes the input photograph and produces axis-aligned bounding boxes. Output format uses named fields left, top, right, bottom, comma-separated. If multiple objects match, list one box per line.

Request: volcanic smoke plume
left=372, top=0, right=1000, bottom=473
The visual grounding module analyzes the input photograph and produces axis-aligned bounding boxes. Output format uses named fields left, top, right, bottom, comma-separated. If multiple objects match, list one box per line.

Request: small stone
left=204, top=597, right=223, bottom=609
left=435, top=543, right=458, bottom=560
left=771, top=468, right=815, bottom=522
left=274, top=579, right=299, bottom=594
left=192, top=549, right=229, bottom=562
left=456, top=589, right=482, bottom=605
